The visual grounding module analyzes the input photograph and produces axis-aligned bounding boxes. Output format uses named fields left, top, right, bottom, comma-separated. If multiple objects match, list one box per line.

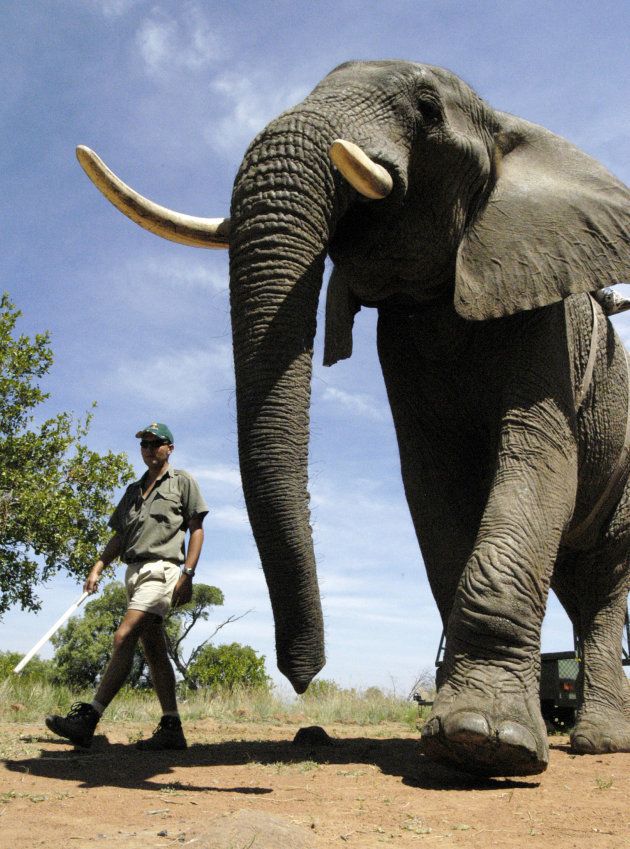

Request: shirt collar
left=139, top=464, right=172, bottom=487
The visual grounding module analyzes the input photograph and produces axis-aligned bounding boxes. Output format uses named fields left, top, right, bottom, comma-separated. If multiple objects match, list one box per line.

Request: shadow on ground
left=3, top=732, right=539, bottom=793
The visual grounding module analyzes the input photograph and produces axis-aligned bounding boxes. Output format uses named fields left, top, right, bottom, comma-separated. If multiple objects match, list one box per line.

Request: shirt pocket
left=149, top=492, right=181, bottom=523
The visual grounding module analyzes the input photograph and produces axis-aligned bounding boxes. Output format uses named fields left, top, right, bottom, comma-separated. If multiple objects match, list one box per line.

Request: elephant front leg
left=421, top=428, right=577, bottom=777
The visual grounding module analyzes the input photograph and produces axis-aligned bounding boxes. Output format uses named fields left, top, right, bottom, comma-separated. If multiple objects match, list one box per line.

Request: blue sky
left=1, top=0, right=629, bottom=694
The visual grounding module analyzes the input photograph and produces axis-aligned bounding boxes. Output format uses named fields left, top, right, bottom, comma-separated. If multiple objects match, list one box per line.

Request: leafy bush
left=362, top=686, right=385, bottom=700
left=300, top=678, right=342, bottom=700
left=187, top=642, right=270, bottom=691
left=0, top=650, right=53, bottom=682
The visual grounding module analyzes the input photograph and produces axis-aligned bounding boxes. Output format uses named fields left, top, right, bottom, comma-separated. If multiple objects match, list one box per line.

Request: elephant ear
left=455, top=112, right=630, bottom=321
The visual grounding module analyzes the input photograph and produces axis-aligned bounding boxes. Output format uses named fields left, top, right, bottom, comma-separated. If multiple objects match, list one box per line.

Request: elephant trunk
left=229, top=115, right=343, bottom=692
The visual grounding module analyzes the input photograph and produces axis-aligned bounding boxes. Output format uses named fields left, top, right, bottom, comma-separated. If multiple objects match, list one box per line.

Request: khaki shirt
left=109, top=467, right=208, bottom=565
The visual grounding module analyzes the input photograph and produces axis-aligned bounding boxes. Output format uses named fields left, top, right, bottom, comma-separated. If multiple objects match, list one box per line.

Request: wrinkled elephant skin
left=77, top=60, right=630, bottom=777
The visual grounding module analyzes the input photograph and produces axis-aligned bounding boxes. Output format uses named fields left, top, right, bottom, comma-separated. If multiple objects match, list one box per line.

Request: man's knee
left=113, top=613, right=152, bottom=651
left=113, top=626, right=137, bottom=652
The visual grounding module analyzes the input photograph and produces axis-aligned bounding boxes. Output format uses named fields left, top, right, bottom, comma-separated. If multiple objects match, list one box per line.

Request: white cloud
left=186, top=463, right=242, bottom=488
left=206, top=72, right=309, bottom=156
left=136, top=6, right=223, bottom=78
left=318, top=573, right=364, bottom=594
left=123, top=255, right=228, bottom=295
left=212, top=504, right=250, bottom=529
left=318, top=385, right=387, bottom=422
left=113, top=344, right=232, bottom=411
left=614, top=322, right=630, bottom=350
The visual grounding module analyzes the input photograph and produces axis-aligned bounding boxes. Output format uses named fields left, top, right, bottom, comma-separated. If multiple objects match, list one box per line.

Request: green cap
left=135, top=422, right=174, bottom=443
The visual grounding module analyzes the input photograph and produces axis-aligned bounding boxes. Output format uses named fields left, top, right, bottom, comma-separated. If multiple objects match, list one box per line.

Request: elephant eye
left=417, top=97, right=442, bottom=125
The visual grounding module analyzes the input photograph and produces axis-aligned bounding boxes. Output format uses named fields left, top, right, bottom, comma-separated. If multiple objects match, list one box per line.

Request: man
left=45, top=422, right=208, bottom=750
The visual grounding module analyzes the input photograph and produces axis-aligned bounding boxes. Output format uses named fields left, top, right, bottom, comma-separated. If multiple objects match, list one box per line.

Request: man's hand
left=171, top=574, right=193, bottom=608
left=84, top=534, right=121, bottom=594
left=84, top=565, right=102, bottom=594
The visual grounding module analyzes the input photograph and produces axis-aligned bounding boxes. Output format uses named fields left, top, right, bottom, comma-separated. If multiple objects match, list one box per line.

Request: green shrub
left=300, top=678, right=342, bottom=700
left=187, top=642, right=270, bottom=692
left=0, top=651, right=54, bottom=682
left=363, top=686, right=385, bottom=700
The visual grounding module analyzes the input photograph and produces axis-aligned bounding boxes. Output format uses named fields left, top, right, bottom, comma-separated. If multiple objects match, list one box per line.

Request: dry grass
left=0, top=676, right=428, bottom=730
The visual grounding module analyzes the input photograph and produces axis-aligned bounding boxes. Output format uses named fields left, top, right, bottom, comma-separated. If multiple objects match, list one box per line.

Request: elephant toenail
left=571, top=734, right=596, bottom=754
left=443, top=711, right=490, bottom=742
left=497, top=722, right=538, bottom=754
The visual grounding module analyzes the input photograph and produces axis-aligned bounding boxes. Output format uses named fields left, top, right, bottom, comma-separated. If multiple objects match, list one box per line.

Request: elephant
left=76, top=60, right=630, bottom=777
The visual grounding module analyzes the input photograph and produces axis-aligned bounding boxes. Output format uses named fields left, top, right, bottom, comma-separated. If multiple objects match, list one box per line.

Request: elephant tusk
left=329, top=139, right=393, bottom=200
left=75, top=145, right=230, bottom=249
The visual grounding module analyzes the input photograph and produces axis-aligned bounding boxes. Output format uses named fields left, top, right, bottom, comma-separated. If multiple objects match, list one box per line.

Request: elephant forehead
left=324, top=60, right=468, bottom=91
left=317, top=61, right=483, bottom=124
left=321, top=60, right=432, bottom=93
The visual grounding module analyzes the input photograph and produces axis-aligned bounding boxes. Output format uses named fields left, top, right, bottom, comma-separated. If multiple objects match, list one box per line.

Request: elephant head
left=77, top=60, right=629, bottom=693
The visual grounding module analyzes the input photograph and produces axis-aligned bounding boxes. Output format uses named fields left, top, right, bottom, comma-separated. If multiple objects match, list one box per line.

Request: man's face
left=139, top=436, right=173, bottom=470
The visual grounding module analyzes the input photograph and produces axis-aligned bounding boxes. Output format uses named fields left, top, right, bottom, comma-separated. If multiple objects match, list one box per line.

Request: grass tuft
left=1, top=676, right=430, bottom=728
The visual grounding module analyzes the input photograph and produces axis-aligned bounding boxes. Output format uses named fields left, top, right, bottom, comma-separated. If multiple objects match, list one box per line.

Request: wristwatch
left=182, top=567, right=195, bottom=577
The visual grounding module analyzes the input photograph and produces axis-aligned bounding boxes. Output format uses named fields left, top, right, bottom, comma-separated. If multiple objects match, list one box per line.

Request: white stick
left=13, top=591, right=90, bottom=674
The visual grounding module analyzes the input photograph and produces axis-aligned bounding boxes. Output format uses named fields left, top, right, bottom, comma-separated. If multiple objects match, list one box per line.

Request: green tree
left=51, top=582, right=149, bottom=689
left=50, top=580, right=259, bottom=692
left=163, top=584, right=255, bottom=688
left=187, top=643, right=270, bottom=691
left=0, top=293, right=133, bottom=616
left=165, top=583, right=225, bottom=684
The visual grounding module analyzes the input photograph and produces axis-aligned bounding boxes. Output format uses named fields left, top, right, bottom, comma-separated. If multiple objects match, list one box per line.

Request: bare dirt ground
left=1, top=719, right=629, bottom=849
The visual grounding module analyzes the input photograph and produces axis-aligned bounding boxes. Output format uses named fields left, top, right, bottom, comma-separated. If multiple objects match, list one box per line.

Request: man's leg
left=140, top=616, right=177, bottom=713
left=94, top=608, right=151, bottom=707
left=135, top=617, right=187, bottom=750
left=45, top=608, right=150, bottom=747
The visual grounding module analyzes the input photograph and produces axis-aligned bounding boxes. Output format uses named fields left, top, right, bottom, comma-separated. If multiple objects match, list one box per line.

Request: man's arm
left=184, top=517, right=204, bottom=572
left=171, top=517, right=205, bottom=607
left=84, top=533, right=123, bottom=594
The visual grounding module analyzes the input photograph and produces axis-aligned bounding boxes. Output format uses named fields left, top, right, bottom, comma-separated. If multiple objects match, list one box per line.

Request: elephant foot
left=571, top=714, right=630, bottom=755
left=420, top=681, right=548, bottom=777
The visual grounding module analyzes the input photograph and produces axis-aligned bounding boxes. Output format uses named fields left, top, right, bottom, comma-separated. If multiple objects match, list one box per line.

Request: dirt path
left=1, top=720, right=629, bottom=848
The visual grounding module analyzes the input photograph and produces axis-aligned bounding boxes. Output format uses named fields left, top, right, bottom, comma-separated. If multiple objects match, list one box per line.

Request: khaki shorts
left=125, top=560, right=181, bottom=618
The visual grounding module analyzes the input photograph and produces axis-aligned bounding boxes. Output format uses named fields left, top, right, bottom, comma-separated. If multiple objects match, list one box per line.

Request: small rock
left=293, top=725, right=336, bottom=746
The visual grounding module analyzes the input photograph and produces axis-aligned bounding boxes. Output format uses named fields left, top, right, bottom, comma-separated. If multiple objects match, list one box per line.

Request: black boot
left=136, top=715, right=187, bottom=751
left=45, top=702, right=100, bottom=748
